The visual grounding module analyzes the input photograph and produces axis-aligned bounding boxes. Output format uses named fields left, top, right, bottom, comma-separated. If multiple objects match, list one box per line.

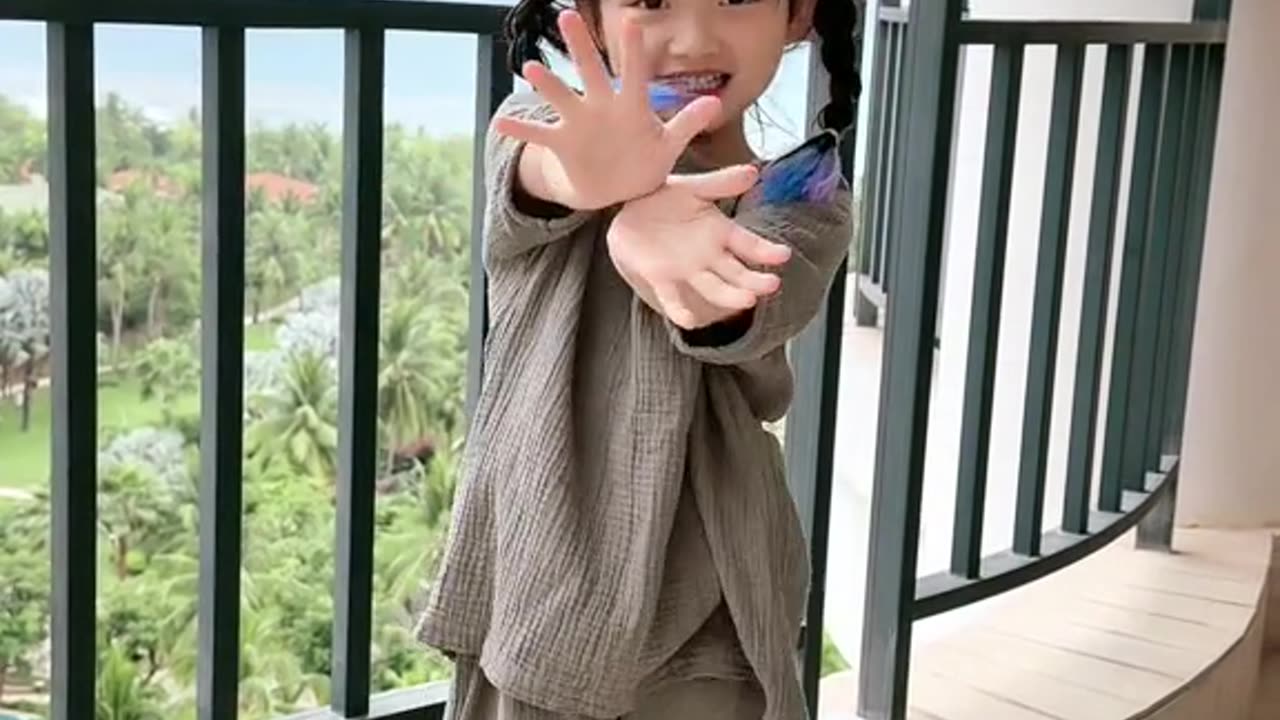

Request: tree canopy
left=0, top=92, right=472, bottom=718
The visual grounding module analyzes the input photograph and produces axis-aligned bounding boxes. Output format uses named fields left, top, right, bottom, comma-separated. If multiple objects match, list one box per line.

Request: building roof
left=0, top=175, right=119, bottom=214
left=246, top=172, right=319, bottom=205
left=106, top=169, right=181, bottom=198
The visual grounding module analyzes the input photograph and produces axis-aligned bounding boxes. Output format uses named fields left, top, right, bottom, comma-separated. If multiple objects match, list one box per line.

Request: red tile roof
left=246, top=172, right=319, bottom=205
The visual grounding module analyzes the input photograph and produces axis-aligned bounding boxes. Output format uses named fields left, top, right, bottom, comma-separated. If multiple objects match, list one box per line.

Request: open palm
left=608, top=166, right=794, bottom=329
left=494, top=10, right=721, bottom=210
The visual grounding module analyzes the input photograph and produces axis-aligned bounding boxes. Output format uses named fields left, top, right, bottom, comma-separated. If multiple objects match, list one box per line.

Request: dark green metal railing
left=1, top=1, right=858, bottom=719
left=0, top=2, right=509, bottom=718
left=853, top=1, right=1231, bottom=718
left=2, top=0, right=1238, bottom=718
left=852, top=0, right=907, bottom=327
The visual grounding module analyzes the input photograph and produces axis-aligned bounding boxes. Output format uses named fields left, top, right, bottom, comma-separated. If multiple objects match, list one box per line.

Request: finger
left=725, top=226, right=792, bottom=266
left=661, top=95, right=722, bottom=149
left=492, top=115, right=559, bottom=149
left=666, top=164, right=759, bottom=202
left=559, top=10, right=614, bottom=100
left=653, top=282, right=697, bottom=329
left=523, top=61, right=581, bottom=116
left=688, top=270, right=759, bottom=311
left=616, top=20, right=650, bottom=108
left=714, top=255, right=781, bottom=296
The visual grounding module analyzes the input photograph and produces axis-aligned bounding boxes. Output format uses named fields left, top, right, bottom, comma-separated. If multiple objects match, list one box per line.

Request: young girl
left=417, top=0, right=859, bottom=717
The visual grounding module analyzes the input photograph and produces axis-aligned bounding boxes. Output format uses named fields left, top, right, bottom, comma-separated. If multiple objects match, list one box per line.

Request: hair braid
left=811, top=0, right=863, bottom=133
left=502, top=0, right=568, bottom=76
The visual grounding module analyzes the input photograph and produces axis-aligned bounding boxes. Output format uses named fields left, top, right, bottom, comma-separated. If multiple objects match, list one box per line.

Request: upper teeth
left=667, top=74, right=725, bottom=91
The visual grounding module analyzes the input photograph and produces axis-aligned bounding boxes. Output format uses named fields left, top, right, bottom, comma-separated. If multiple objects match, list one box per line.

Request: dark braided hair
left=502, top=0, right=862, bottom=135
left=810, top=0, right=863, bottom=135
left=503, top=0, right=566, bottom=75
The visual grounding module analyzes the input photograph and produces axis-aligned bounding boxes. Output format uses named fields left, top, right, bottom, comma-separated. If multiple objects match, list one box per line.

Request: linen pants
left=446, top=657, right=766, bottom=720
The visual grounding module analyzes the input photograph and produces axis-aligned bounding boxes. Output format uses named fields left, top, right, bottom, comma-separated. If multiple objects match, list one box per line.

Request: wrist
left=681, top=308, right=754, bottom=346
left=515, top=144, right=573, bottom=210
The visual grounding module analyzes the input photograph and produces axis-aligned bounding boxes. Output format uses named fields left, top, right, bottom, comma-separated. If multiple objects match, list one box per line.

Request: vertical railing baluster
left=47, top=20, right=97, bottom=720
left=881, top=21, right=908, bottom=296
left=1165, top=43, right=1224, bottom=453
left=198, top=25, right=246, bottom=720
left=466, top=34, right=512, bottom=423
left=786, top=33, right=861, bottom=714
left=857, top=1, right=965, bottom=717
left=854, top=13, right=893, bottom=327
left=1120, top=44, right=1190, bottom=492
left=1013, top=43, right=1085, bottom=557
left=1145, top=45, right=1202, bottom=470
left=1099, top=44, right=1166, bottom=512
left=870, top=21, right=898, bottom=291
left=1063, top=44, right=1133, bottom=534
left=951, top=42, right=1024, bottom=577
left=332, top=25, right=385, bottom=717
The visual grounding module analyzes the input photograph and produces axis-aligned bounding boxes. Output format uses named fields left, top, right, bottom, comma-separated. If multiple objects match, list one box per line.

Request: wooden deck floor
left=819, top=529, right=1273, bottom=719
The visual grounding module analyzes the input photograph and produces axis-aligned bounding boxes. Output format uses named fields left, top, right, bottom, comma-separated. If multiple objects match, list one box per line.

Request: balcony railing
left=0, top=0, right=1236, bottom=719
left=1, top=1, right=513, bottom=719
left=852, top=1, right=1231, bottom=717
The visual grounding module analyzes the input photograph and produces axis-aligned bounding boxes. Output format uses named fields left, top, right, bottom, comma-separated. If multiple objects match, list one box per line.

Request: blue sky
left=0, top=1, right=876, bottom=159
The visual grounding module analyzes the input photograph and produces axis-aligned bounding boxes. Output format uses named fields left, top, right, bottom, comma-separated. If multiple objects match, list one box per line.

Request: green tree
left=0, top=208, right=49, bottom=268
left=133, top=337, right=198, bottom=423
left=99, top=188, right=147, bottom=363
left=140, top=198, right=199, bottom=339
left=246, top=198, right=305, bottom=323
left=0, top=502, right=49, bottom=705
left=377, top=300, right=440, bottom=461
left=0, top=96, right=46, bottom=182
left=96, top=645, right=163, bottom=720
left=246, top=350, right=339, bottom=482
left=97, top=92, right=157, bottom=179
left=0, top=268, right=50, bottom=432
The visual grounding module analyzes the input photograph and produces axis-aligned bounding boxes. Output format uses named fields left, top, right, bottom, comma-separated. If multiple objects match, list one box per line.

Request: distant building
left=0, top=174, right=119, bottom=214
left=0, top=169, right=322, bottom=213
left=106, top=169, right=182, bottom=199
left=246, top=172, right=319, bottom=206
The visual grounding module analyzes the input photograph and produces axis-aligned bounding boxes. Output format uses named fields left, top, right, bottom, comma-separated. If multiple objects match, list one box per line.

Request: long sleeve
left=482, top=92, right=595, bottom=268
left=666, top=190, right=854, bottom=366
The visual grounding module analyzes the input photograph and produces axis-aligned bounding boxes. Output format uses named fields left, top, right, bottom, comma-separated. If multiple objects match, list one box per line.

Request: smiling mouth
left=656, top=72, right=731, bottom=96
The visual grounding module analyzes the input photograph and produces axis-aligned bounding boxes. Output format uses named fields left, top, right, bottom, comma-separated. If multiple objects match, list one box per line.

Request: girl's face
left=587, top=0, right=814, bottom=133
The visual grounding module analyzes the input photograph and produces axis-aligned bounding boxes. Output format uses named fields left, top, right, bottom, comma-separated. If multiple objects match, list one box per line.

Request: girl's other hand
left=494, top=10, right=722, bottom=211
left=607, top=166, right=793, bottom=330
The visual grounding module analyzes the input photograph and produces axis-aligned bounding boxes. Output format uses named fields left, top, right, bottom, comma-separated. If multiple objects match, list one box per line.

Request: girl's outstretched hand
left=494, top=10, right=722, bottom=211
left=607, top=165, right=793, bottom=330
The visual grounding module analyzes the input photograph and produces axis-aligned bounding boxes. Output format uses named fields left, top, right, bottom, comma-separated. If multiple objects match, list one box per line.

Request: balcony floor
left=818, top=528, right=1272, bottom=719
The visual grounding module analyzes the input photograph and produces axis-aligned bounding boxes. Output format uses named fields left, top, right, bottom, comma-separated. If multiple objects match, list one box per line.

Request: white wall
left=1176, top=0, right=1280, bottom=528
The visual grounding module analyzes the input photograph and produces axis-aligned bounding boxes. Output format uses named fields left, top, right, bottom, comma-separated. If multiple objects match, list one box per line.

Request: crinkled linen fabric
left=416, top=91, right=853, bottom=720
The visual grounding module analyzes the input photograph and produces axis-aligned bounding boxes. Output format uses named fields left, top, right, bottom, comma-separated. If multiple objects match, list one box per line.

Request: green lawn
left=245, top=321, right=279, bottom=352
left=0, top=327, right=280, bottom=492
left=0, top=376, right=198, bottom=492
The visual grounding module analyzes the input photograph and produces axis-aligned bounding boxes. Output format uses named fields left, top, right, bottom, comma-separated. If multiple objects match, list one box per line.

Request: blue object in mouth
left=646, top=81, right=698, bottom=113
left=610, top=77, right=698, bottom=114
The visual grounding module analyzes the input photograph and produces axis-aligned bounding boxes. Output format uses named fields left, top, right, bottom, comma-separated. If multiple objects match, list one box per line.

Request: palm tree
left=245, top=350, right=339, bottom=482
left=140, top=198, right=198, bottom=339
left=247, top=200, right=306, bottom=322
left=376, top=300, right=439, bottom=465
left=96, top=645, right=163, bottom=720
left=99, top=187, right=147, bottom=364
left=133, top=337, right=198, bottom=424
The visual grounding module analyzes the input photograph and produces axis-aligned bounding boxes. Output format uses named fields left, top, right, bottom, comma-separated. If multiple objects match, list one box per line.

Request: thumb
left=661, top=95, right=722, bottom=149
left=666, top=164, right=760, bottom=202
